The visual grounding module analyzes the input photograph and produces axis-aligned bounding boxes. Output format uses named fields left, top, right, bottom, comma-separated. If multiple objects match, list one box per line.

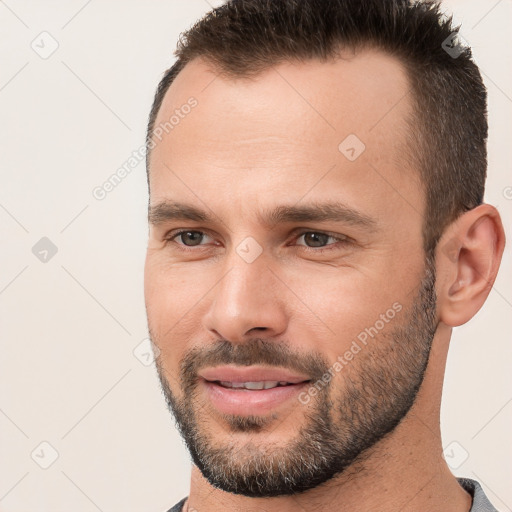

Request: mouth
left=210, top=380, right=306, bottom=390
left=198, top=365, right=311, bottom=385
left=198, top=366, right=312, bottom=415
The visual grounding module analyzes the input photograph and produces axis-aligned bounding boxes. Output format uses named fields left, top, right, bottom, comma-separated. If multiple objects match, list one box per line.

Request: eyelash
left=163, top=229, right=351, bottom=254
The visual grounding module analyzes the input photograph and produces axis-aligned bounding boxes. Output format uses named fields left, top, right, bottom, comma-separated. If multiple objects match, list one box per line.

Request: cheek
left=145, top=256, right=199, bottom=316
left=144, top=257, right=213, bottom=353
left=144, top=266, right=194, bottom=389
left=281, top=264, right=408, bottom=358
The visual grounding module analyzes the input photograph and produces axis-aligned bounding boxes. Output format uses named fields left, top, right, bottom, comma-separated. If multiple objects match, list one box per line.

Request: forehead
left=153, top=49, right=412, bottom=145
left=149, top=50, right=423, bottom=229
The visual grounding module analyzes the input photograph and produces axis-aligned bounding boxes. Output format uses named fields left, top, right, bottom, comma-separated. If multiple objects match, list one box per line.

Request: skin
left=144, top=50, right=505, bottom=511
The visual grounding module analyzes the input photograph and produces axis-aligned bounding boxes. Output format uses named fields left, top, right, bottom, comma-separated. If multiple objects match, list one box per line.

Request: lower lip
left=201, top=379, right=310, bottom=416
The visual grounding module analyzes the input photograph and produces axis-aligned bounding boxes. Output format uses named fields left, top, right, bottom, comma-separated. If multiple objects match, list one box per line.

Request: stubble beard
left=152, top=257, right=438, bottom=497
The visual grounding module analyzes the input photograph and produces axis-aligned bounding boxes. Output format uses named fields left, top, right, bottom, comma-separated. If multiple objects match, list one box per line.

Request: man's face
left=144, top=51, right=438, bottom=496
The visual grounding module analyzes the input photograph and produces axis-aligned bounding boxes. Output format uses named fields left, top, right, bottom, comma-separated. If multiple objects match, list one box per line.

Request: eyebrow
left=148, top=200, right=378, bottom=231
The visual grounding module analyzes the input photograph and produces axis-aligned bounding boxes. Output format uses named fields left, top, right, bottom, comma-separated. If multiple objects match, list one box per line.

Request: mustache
left=179, top=338, right=329, bottom=386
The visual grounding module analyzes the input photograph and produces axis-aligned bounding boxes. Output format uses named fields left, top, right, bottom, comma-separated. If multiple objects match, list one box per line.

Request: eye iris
left=181, top=231, right=203, bottom=246
left=304, top=232, right=329, bottom=247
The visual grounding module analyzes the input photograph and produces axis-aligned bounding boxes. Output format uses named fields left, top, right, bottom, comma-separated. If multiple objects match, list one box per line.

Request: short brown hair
left=146, top=0, right=487, bottom=258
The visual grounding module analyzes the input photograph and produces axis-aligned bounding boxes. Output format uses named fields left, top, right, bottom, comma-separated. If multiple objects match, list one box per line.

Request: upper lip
left=199, top=365, right=311, bottom=384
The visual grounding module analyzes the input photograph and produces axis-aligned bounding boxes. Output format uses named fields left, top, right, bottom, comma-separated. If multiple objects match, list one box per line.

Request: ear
left=436, top=204, right=506, bottom=327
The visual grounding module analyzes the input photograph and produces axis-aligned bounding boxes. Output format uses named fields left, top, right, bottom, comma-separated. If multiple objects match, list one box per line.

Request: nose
left=202, top=249, right=288, bottom=343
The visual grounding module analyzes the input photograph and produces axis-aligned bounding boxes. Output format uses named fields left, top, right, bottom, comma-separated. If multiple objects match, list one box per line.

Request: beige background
left=0, top=1, right=510, bottom=511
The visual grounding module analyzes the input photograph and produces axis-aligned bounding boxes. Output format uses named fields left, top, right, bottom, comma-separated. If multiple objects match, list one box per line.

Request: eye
left=294, top=231, right=350, bottom=252
left=165, top=230, right=214, bottom=248
left=163, top=229, right=351, bottom=254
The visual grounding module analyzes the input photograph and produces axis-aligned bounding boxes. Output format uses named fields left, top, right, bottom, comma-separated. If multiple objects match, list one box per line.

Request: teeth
left=218, top=381, right=289, bottom=390
left=245, top=382, right=266, bottom=390
left=228, top=381, right=246, bottom=388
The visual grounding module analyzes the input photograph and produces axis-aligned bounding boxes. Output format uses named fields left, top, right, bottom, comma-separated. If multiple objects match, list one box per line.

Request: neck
left=185, top=325, right=472, bottom=511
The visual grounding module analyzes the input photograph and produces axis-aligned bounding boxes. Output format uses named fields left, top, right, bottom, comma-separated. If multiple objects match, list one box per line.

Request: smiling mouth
left=201, top=376, right=312, bottom=415
left=211, top=380, right=310, bottom=390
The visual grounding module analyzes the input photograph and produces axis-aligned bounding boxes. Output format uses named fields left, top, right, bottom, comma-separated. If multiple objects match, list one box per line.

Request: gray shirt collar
left=458, top=477, right=498, bottom=512
left=167, top=477, right=498, bottom=511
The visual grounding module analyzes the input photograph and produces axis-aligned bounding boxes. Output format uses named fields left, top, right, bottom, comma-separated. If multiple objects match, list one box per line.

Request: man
left=143, top=0, right=506, bottom=510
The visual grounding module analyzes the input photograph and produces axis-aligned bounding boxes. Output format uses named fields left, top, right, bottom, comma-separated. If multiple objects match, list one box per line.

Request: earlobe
left=436, top=204, right=506, bottom=327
